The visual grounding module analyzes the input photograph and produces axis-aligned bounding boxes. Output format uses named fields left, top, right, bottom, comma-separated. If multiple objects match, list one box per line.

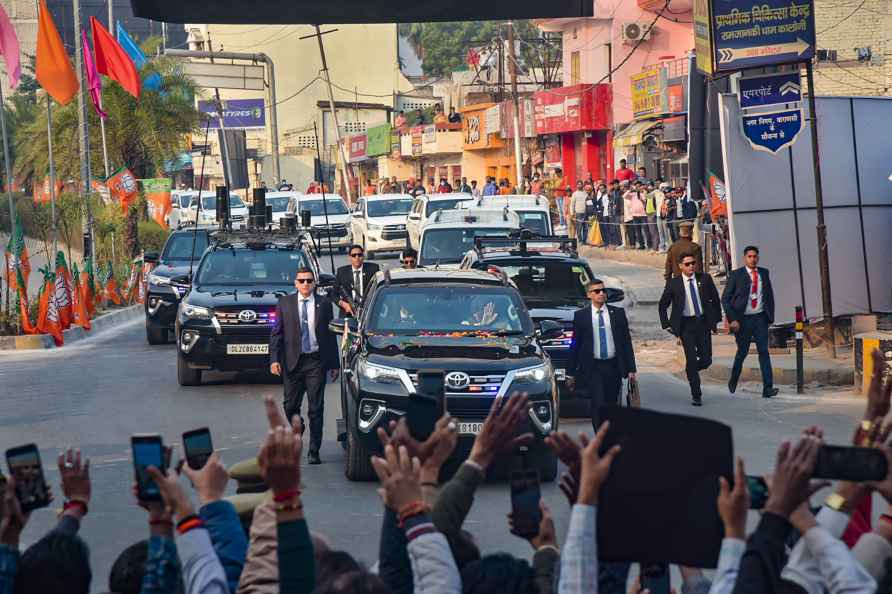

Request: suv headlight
left=358, top=359, right=414, bottom=392
left=148, top=273, right=170, bottom=286
left=367, top=222, right=383, bottom=230
left=181, top=303, right=212, bottom=319
left=511, top=363, right=551, bottom=384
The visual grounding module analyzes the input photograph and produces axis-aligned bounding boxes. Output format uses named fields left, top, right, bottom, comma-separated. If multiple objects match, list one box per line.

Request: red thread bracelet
left=176, top=515, right=205, bottom=535
left=272, top=489, right=301, bottom=503
left=64, top=500, right=88, bottom=516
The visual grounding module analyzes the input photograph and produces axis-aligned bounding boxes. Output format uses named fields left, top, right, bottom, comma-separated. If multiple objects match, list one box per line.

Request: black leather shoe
left=308, top=451, right=321, bottom=465
left=728, top=377, right=738, bottom=394
left=763, top=387, right=779, bottom=398
left=692, top=397, right=702, bottom=406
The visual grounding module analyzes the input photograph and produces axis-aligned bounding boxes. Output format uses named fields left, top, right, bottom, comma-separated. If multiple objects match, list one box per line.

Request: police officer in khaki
left=664, top=221, right=703, bottom=282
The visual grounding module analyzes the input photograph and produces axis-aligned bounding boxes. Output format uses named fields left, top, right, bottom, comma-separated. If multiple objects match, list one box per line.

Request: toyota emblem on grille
left=445, top=372, right=470, bottom=389
left=238, top=310, right=257, bottom=322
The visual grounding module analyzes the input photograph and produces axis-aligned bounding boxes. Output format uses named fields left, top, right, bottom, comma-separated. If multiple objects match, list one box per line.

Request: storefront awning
left=613, top=119, right=660, bottom=148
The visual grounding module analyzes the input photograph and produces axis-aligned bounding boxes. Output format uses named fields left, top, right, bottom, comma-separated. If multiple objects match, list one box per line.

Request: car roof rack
left=473, top=234, right=578, bottom=257
left=209, top=228, right=313, bottom=250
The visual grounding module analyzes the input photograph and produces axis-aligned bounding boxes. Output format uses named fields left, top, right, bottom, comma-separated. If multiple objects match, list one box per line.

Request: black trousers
left=680, top=317, right=712, bottom=398
left=584, top=357, right=622, bottom=432
left=283, top=352, right=325, bottom=454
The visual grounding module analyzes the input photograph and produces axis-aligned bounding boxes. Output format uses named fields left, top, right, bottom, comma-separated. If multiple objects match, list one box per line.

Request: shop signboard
left=533, top=84, right=612, bottom=134
left=740, top=108, right=803, bottom=153
left=667, top=82, right=685, bottom=113
left=484, top=104, right=501, bottom=135
left=348, top=133, right=368, bottom=162
left=390, top=126, right=402, bottom=158
left=631, top=68, right=664, bottom=119
left=197, top=98, right=266, bottom=129
left=422, top=124, right=437, bottom=146
left=695, top=0, right=815, bottom=74
left=663, top=115, right=687, bottom=142
left=411, top=125, right=424, bottom=156
left=366, top=123, right=392, bottom=157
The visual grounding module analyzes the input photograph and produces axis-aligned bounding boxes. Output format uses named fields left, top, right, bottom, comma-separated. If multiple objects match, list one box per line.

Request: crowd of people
left=3, top=347, right=892, bottom=594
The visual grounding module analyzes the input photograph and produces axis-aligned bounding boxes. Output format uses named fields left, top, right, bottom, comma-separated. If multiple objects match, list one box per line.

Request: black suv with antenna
left=331, top=266, right=563, bottom=481
left=460, top=235, right=625, bottom=416
left=172, top=228, right=332, bottom=386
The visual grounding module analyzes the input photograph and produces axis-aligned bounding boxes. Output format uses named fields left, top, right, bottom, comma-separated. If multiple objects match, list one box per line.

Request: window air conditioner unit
left=621, top=22, right=653, bottom=44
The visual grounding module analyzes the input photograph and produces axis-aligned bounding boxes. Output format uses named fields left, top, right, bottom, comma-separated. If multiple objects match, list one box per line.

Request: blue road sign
left=738, top=71, right=801, bottom=109
left=741, top=108, right=803, bottom=153
left=711, top=0, right=815, bottom=72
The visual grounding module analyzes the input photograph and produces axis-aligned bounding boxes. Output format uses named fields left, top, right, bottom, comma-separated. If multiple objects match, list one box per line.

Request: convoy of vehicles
left=417, top=208, right=522, bottom=268
left=405, top=193, right=474, bottom=250
left=474, top=195, right=553, bottom=236
left=351, top=193, right=414, bottom=258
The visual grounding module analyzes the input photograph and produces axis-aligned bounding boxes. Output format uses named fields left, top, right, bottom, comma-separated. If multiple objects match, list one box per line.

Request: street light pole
left=507, top=22, right=524, bottom=191
left=73, top=0, right=94, bottom=259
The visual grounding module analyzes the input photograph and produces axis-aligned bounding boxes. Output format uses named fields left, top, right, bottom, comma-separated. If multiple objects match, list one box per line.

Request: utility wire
left=598, top=0, right=670, bottom=84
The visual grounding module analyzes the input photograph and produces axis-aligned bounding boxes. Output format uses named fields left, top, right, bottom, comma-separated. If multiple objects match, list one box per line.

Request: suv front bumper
left=177, top=321, right=272, bottom=373
left=145, top=287, right=179, bottom=329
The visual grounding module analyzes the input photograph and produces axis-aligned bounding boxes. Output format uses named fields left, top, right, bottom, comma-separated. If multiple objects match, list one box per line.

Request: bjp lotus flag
left=4, top=220, right=29, bottom=293
left=54, top=251, right=74, bottom=329
left=104, top=264, right=123, bottom=305
left=141, top=178, right=172, bottom=228
left=706, top=170, right=728, bottom=219
left=36, top=268, right=63, bottom=346
left=35, top=0, right=77, bottom=105
left=82, top=257, right=97, bottom=315
left=71, top=263, right=91, bottom=331
left=106, top=167, right=138, bottom=213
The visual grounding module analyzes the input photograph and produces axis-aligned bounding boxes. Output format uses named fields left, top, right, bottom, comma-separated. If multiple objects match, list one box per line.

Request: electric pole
left=507, top=22, right=524, bottom=190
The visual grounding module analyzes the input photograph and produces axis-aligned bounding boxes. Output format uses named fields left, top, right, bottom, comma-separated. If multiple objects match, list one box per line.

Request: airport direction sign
left=738, top=71, right=802, bottom=110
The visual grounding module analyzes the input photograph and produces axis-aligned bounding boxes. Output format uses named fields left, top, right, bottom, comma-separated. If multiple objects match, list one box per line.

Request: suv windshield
left=495, top=261, right=592, bottom=300
left=420, top=228, right=514, bottom=265
left=518, top=212, right=550, bottom=236
left=368, top=286, right=530, bottom=335
left=162, top=232, right=209, bottom=260
left=300, top=199, right=349, bottom=216
left=201, top=195, right=246, bottom=210
left=425, top=198, right=472, bottom=217
left=367, top=198, right=413, bottom=217
left=196, top=249, right=309, bottom=286
left=177, top=194, right=197, bottom=208
left=267, top=196, right=291, bottom=213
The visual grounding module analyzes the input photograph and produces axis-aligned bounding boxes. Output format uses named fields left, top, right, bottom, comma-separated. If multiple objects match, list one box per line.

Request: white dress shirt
left=590, top=305, right=615, bottom=360
left=298, top=293, right=318, bottom=352
left=744, top=266, right=764, bottom=315
left=681, top=273, right=702, bottom=317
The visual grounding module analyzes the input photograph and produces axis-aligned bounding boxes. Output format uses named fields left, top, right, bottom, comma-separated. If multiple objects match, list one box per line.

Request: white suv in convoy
left=474, top=195, right=553, bottom=236
left=351, top=193, right=414, bottom=258
left=417, top=207, right=522, bottom=269
left=167, top=190, right=199, bottom=228
left=190, top=192, right=250, bottom=229
left=293, top=194, right=353, bottom=252
left=406, top=192, right=474, bottom=250
left=263, top=191, right=301, bottom=227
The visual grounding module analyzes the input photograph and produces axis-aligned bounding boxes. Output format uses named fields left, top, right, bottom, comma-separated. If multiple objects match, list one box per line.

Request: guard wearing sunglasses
left=269, top=267, right=339, bottom=464
left=335, top=244, right=380, bottom=316
left=658, top=252, right=722, bottom=406
left=566, top=279, right=637, bottom=431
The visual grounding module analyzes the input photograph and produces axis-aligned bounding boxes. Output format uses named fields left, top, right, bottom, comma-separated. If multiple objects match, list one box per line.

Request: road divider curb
left=0, top=305, right=144, bottom=351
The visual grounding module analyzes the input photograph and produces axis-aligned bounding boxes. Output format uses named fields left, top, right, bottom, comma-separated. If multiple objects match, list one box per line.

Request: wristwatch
left=824, top=493, right=847, bottom=512
left=854, top=419, right=874, bottom=447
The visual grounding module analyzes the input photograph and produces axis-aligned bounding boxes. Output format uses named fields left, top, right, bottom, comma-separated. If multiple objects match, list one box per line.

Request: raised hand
left=469, top=392, right=535, bottom=470
left=58, top=447, right=91, bottom=505
left=545, top=431, right=590, bottom=479
left=371, top=444, right=423, bottom=512
left=258, top=424, right=303, bottom=496
left=146, top=466, right=195, bottom=522
left=0, top=478, right=28, bottom=547
left=578, top=422, right=621, bottom=506
left=717, top=457, right=749, bottom=539
left=182, top=452, right=229, bottom=506
left=763, top=436, right=822, bottom=519
left=509, top=501, right=557, bottom=550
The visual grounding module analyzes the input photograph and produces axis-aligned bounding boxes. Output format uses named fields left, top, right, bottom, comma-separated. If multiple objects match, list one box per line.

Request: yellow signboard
left=630, top=68, right=663, bottom=119
left=694, top=0, right=714, bottom=74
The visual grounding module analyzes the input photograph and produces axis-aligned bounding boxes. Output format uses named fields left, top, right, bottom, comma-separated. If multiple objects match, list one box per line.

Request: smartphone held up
left=183, top=428, right=214, bottom=470
left=5, top=444, right=51, bottom=512
left=131, top=434, right=166, bottom=502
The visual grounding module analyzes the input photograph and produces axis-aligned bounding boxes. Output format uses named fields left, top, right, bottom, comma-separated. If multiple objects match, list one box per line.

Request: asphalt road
left=0, top=249, right=869, bottom=591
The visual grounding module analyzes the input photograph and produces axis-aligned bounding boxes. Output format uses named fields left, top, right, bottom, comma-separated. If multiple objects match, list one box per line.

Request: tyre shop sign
left=198, top=98, right=266, bottom=129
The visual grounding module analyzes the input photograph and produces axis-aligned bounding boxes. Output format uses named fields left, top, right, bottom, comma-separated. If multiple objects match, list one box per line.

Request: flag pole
left=46, top=94, right=57, bottom=242
left=99, top=104, right=109, bottom=177
left=72, top=0, right=94, bottom=261
left=0, top=84, right=16, bottom=236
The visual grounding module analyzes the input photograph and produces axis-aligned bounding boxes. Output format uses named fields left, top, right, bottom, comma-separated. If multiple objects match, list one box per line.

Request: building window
left=571, top=51, right=580, bottom=85
left=343, top=122, right=367, bottom=133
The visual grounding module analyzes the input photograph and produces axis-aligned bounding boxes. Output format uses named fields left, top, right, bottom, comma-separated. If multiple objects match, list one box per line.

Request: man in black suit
left=659, top=252, right=722, bottom=405
left=269, top=267, right=339, bottom=464
left=335, top=244, right=380, bottom=316
left=721, top=245, right=778, bottom=398
left=566, top=278, right=637, bottom=430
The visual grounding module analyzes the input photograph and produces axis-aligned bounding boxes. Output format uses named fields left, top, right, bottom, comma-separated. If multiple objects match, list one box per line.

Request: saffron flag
left=35, top=0, right=78, bottom=105
left=90, top=17, right=140, bottom=99
left=705, top=170, right=728, bottom=219
left=116, top=22, right=162, bottom=91
left=54, top=251, right=74, bottom=329
left=71, top=263, right=92, bottom=330
left=141, top=178, right=172, bottom=228
left=4, top=220, right=30, bottom=294
left=106, top=167, right=139, bottom=213
left=82, top=30, right=107, bottom=119
left=104, top=263, right=123, bottom=305
left=36, top=268, right=63, bottom=346
left=0, top=4, right=21, bottom=89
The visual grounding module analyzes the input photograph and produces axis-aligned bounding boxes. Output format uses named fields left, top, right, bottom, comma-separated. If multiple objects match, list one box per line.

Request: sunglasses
left=681, top=261, right=696, bottom=267
left=403, top=260, right=416, bottom=265
left=349, top=252, right=364, bottom=258
left=296, top=278, right=315, bottom=284
left=588, top=288, right=605, bottom=294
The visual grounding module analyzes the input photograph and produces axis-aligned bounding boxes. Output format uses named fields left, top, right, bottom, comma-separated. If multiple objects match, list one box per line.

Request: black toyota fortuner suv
left=331, top=267, right=563, bottom=481
left=173, top=229, right=330, bottom=386
left=144, top=228, right=210, bottom=345
left=460, top=236, right=625, bottom=416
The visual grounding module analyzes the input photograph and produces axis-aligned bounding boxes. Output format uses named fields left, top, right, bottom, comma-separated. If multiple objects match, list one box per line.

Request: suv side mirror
left=538, top=319, right=564, bottom=341
left=317, top=272, right=336, bottom=288
left=605, top=288, right=625, bottom=304
left=170, top=274, right=192, bottom=288
left=143, top=251, right=160, bottom=264
left=329, top=317, right=359, bottom=334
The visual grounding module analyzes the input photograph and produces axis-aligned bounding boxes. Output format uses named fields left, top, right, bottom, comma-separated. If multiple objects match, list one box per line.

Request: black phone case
left=813, top=446, right=888, bottom=482
left=5, top=446, right=50, bottom=513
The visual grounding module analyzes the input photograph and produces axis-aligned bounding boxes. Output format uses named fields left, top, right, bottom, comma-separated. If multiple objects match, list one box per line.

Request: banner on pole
left=140, top=178, right=172, bottom=228
left=105, top=167, right=139, bottom=212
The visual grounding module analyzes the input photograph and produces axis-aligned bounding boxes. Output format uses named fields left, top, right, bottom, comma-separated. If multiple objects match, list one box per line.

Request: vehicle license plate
left=555, top=368, right=566, bottom=380
left=227, top=344, right=268, bottom=355
left=457, top=422, right=484, bottom=435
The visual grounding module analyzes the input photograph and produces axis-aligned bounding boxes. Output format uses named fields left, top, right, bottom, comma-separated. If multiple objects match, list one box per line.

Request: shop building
left=460, top=103, right=513, bottom=185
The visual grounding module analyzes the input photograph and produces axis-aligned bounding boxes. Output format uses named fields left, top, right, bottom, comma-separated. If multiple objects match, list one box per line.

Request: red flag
left=36, top=271, right=63, bottom=346
left=89, top=16, right=139, bottom=99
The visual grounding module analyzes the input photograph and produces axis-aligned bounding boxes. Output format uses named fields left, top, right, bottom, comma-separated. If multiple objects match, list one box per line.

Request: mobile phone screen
left=510, top=470, right=541, bottom=538
left=183, top=429, right=214, bottom=470
left=6, top=445, right=50, bottom=512
left=132, top=437, right=164, bottom=501
left=409, top=372, right=444, bottom=441
left=746, top=475, right=769, bottom=510
left=814, top=446, right=888, bottom=482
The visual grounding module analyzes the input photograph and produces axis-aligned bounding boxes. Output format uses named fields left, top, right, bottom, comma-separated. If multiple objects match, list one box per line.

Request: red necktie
left=750, top=268, right=759, bottom=309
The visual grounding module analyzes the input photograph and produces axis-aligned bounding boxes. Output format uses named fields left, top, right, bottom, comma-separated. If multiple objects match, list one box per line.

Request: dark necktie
left=689, top=278, right=702, bottom=317
left=300, top=299, right=312, bottom=352
left=598, top=309, right=608, bottom=359
left=354, top=269, right=361, bottom=298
